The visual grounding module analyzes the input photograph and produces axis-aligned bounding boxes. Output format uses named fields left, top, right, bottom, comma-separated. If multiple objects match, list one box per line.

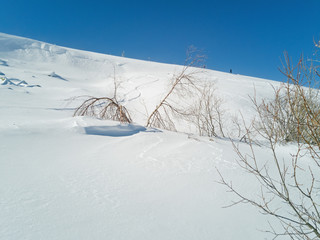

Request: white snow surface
left=0, top=33, right=292, bottom=239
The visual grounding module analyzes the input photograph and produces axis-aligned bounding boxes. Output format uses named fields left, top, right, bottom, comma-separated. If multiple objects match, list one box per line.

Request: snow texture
left=0, top=32, right=293, bottom=240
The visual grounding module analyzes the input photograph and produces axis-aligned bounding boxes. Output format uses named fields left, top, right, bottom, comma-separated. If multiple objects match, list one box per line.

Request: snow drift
left=0, top=32, right=293, bottom=239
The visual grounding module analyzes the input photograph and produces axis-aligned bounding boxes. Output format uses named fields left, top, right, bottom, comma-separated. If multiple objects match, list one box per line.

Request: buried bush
left=73, top=96, right=132, bottom=123
left=73, top=71, right=132, bottom=123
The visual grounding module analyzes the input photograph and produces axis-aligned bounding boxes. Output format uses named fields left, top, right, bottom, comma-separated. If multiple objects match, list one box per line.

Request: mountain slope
left=1, top=33, right=286, bottom=239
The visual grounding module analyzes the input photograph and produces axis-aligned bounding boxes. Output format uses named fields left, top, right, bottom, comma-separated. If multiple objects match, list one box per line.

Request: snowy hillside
left=1, top=33, right=291, bottom=239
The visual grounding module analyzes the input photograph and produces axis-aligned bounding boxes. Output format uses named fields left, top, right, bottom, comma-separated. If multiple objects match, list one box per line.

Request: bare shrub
left=73, top=48, right=227, bottom=138
left=190, top=83, right=226, bottom=137
left=252, top=53, right=320, bottom=145
left=219, top=43, right=320, bottom=239
left=146, top=48, right=205, bottom=130
left=73, top=71, right=132, bottom=123
left=73, top=96, right=132, bottom=123
left=146, top=48, right=227, bottom=138
left=231, top=114, right=242, bottom=138
left=250, top=85, right=300, bottom=144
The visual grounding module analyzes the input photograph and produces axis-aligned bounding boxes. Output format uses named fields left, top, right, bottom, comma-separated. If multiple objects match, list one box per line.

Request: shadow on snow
left=84, top=124, right=161, bottom=137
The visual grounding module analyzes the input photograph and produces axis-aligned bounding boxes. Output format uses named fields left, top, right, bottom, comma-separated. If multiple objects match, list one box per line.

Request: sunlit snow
left=0, top=32, right=292, bottom=239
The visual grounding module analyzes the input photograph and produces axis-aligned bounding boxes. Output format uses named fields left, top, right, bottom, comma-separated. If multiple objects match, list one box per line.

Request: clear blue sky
left=1, top=0, right=319, bottom=81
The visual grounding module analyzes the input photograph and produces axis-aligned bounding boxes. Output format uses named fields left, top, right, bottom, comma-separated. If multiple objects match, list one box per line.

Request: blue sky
left=1, top=0, right=319, bottom=81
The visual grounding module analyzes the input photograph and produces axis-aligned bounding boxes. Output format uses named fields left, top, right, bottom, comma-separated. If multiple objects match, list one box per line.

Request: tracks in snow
left=121, top=76, right=160, bottom=104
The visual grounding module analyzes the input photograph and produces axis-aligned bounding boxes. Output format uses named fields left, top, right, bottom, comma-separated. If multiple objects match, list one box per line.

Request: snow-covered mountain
left=1, top=32, right=287, bottom=239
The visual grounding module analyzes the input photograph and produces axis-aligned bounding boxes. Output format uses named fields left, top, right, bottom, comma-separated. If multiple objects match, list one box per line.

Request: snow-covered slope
left=1, top=33, right=286, bottom=239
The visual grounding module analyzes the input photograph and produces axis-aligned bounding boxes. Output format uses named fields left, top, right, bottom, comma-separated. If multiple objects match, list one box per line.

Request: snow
left=0, top=32, right=291, bottom=239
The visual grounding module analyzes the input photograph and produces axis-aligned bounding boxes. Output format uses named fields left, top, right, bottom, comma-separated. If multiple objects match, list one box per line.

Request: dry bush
left=73, top=96, right=132, bottom=123
left=251, top=53, right=320, bottom=145
left=146, top=48, right=205, bottom=130
left=146, top=47, right=227, bottom=138
left=250, top=85, right=301, bottom=144
left=190, top=83, right=226, bottom=137
left=73, top=71, right=132, bottom=123
left=219, top=42, right=320, bottom=239
left=230, top=112, right=257, bottom=143
left=73, top=48, right=227, bottom=138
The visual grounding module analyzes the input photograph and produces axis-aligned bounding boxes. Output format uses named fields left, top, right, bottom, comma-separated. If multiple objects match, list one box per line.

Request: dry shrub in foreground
left=219, top=42, right=320, bottom=239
